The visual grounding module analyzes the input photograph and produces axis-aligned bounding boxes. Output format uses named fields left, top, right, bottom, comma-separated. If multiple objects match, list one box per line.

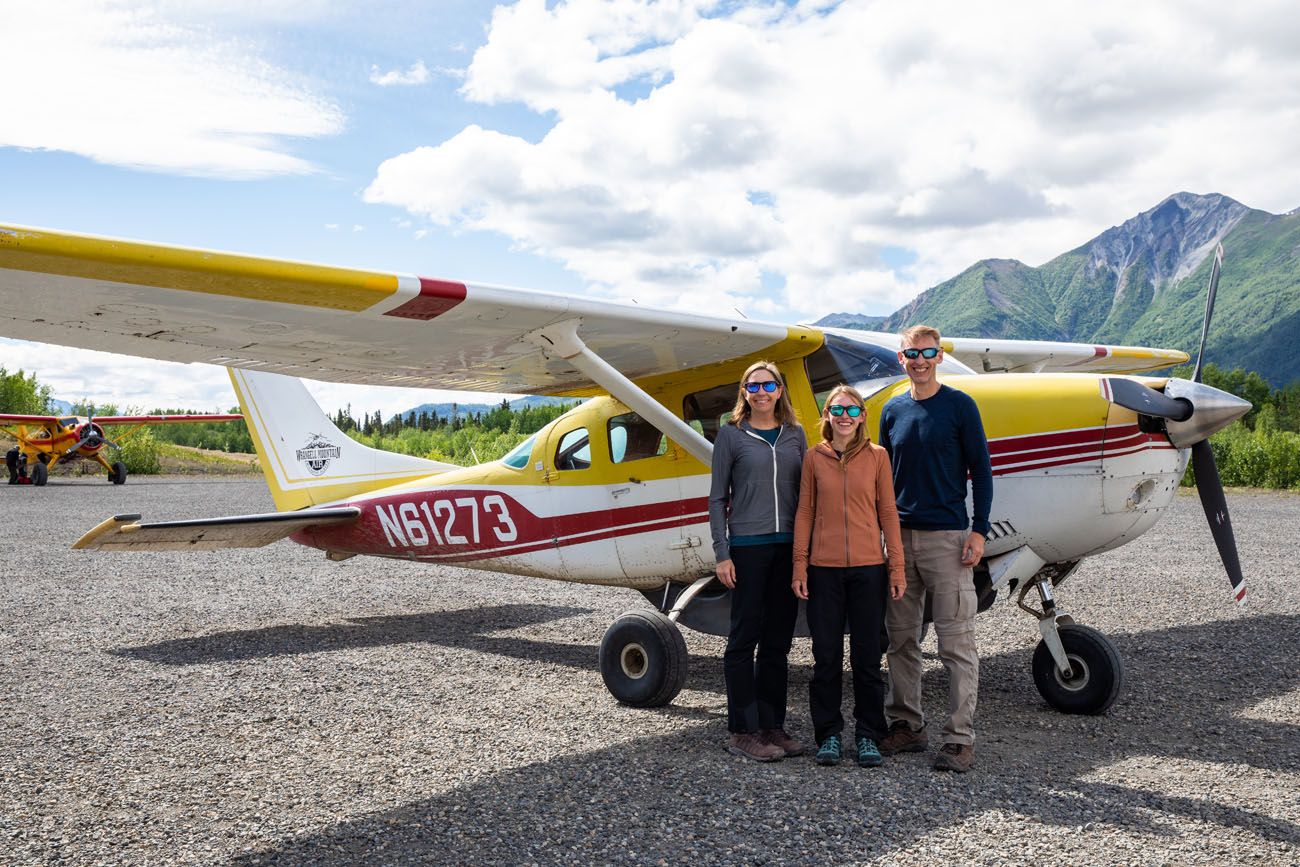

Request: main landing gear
left=1018, top=566, right=1124, bottom=714
left=599, top=574, right=718, bottom=707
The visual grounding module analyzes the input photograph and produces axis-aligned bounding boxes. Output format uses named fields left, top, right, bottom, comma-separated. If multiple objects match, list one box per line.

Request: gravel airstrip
left=2, top=477, right=1297, bottom=866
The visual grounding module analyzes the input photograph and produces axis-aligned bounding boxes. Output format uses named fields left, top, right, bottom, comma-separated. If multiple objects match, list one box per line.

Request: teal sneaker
left=815, top=735, right=842, bottom=766
left=856, top=736, right=883, bottom=768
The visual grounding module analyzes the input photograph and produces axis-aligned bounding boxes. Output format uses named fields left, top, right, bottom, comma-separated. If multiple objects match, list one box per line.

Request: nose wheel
left=1020, top=574, right=1124, bottom=714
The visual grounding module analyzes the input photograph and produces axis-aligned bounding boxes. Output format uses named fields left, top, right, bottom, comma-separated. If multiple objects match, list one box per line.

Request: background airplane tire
left=110, top=462, right=127, bottom=485
left=1031, top=623, right=1124, bottom=714
left=31, top=462, right=48, bottom=486
left=599, top=610, right=688, bottom=708
left=5, top=448, right=18, bottom=483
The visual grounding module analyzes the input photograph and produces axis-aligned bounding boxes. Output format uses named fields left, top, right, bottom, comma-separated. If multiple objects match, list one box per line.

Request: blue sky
left=3, top=0, right=1299, bottom=417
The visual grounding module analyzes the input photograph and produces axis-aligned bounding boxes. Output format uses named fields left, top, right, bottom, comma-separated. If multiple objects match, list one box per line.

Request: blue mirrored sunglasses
left=744, top=381, right=780, bottom=393
left=902, top=347, right=940, bottom=359
left=828, top=404, right=863, bottom=417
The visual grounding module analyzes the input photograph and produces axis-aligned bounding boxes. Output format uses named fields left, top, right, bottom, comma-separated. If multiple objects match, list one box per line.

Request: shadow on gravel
left=225, top=613, right=1300, bottom=865
left=111, top=604, right=595, bottom=665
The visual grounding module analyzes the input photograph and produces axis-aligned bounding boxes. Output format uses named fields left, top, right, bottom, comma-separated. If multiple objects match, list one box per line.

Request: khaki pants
left=886, top=529, right=979, bottom=745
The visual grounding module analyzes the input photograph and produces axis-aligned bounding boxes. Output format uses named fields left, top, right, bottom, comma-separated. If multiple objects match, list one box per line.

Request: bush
left=117, top=428, right=161, bottom=475
left=1182, top=421, right=1300, bottom=490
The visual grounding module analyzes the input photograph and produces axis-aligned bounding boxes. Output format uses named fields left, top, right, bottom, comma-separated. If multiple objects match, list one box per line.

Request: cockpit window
left=805, top=334, right=906, bottom=410
left=59, top=417, right=77, bottom=427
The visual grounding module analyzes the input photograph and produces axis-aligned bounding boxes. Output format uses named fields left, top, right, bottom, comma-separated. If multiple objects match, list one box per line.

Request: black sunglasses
left=828, top=404, right=863, bottom=417
left=744, top=381, right=780, bottom=393
left=902, top=347, right=940, bottom=359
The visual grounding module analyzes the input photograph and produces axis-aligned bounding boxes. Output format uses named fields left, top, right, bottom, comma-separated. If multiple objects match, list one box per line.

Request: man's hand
left=961, top=532, right=985, bottom=566
left=716, top=558, right=737, bottom=588
left=792, top=573, right=808, bottom=600
left=889, top=573, right=906, bottom=600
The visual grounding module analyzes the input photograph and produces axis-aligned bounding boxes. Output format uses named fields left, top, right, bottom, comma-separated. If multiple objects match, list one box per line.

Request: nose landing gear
left=1019, top=572, right=1124, bottom=714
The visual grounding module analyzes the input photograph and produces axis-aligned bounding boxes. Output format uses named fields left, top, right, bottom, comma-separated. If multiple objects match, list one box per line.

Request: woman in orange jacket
left=792, top=384, right=906, bottom=767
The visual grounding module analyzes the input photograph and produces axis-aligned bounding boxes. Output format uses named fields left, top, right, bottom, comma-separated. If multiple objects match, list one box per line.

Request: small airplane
left=0, top=224, right=1250, bottom=715
left=3, top=411, right=244, bottom=486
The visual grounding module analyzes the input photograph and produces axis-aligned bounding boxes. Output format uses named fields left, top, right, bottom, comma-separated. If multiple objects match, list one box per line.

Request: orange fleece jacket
left=793, top=440, right=905, bottom=584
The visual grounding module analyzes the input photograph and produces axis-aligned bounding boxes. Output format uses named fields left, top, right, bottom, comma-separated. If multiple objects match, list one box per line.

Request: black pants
left=806, top=563, right=888, bottom=744
left=724, top=543, right=798, bottom=734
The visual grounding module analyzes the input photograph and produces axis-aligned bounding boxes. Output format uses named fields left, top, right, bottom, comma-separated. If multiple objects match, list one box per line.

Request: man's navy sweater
left=879, top=384, right=993, bottom=536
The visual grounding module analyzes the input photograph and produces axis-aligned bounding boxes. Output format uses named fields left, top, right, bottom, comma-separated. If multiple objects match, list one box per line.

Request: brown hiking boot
left=761, top=728, right=806, bottom=758
left=879, top=721, right=928, bottom=756
left=727, top=732, right=784, bottom=762
left=933, top=742, right=975, bottom=773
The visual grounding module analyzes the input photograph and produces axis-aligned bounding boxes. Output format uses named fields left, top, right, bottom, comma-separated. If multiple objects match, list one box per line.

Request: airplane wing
left=942, top=336, right=1188, bottom=375
left=0, top=224, right=812, bottom=396
left=74, top=508, right=361, bottom=551
left=95, top=414, right=243, bottom=426
left=0, top=414, right=60, bottom=435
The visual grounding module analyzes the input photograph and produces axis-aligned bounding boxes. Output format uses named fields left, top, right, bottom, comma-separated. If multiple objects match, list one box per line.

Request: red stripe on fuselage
left=383, top=277, right=468, bottom=321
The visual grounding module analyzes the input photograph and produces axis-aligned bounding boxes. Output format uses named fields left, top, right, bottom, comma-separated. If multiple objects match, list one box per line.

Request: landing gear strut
left=1019, top=572, right=1124, bottom=714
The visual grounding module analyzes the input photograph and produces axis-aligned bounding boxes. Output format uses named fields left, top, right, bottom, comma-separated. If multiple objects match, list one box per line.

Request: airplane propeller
left=1100, top=244, right=1247, bottom=604
left=66, top=415, right=118, bottom=456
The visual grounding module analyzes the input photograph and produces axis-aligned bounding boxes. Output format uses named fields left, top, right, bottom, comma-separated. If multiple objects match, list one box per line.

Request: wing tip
left=73, top=514, right=142, bottom=550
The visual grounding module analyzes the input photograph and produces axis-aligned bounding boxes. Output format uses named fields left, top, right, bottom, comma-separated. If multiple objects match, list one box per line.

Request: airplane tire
left=31, top=462, right=48, bottom=487
left=5, top=448, right=18, bottom=483
left=110, top=461, right=127, bottom=485
left=1032, top=623, right=1123, bottom=714
left=599, top=610, right=688, bottom=708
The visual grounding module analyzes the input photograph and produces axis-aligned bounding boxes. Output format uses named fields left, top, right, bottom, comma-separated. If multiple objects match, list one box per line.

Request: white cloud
left=369, top=60, right=432, bottom=87
left=364, top=0, right=1300, bottom=321
left=0, top=0, right=344, bottom=178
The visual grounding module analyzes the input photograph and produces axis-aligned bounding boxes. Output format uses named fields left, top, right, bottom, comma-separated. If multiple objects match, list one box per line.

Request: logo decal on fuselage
left=296, top=434, right=342, bottom=476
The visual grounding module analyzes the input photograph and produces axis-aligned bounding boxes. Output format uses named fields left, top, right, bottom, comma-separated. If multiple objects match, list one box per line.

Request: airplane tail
left=228, top=368, right=456, bottom=511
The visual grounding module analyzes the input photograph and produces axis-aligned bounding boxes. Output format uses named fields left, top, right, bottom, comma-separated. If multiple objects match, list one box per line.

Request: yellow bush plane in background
left=0, top=224, right=1249, bottom=714
left=3, top=411, right=243, bottom=486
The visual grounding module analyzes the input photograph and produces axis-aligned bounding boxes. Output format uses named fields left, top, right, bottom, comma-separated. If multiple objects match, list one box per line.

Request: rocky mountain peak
left=1083, top=192, right=1251, bottom=294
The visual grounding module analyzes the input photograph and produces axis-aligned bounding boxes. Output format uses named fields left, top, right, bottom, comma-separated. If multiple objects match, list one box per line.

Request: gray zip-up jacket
left=709, top=419, right=807, bottom=562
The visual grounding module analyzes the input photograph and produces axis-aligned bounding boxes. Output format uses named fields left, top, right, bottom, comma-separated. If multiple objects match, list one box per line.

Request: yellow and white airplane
left=0, top=225, right=1249, bottom=714
left=3, top=411, right=242, bottom=486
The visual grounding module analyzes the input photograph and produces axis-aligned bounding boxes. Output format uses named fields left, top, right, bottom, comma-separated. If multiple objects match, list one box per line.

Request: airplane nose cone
left=1163, top=379, right=1252, bottom=448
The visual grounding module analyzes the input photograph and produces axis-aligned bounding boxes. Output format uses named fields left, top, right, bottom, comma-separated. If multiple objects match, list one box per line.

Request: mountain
left=388, top=395, right=573, bottom=423
left=817, top=193, right=1300, bottom=384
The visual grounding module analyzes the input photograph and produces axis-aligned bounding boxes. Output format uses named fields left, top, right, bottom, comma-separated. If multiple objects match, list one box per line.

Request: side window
left=683, top=383, right=738, bottom=444
left=608, top=412, right=667, bottom=463
left=500, top=434, right=536, bottom=470
left=555, top=427, right=591, bottom=471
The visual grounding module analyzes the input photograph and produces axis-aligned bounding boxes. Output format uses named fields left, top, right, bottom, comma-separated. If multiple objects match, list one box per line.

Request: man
left=877, top=325, right=992, bottom=773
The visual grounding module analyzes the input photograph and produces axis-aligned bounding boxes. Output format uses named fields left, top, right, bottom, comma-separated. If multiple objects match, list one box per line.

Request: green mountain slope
left=819, top=193, right=1300, bottom=384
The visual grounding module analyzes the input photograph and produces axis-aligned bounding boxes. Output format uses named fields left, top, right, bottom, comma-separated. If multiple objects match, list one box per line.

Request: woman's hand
left=716, top=559, right=736, bottom=588
left=889, top=573, right=906, bottom=601
left=792, top=574, right=808, bottom=600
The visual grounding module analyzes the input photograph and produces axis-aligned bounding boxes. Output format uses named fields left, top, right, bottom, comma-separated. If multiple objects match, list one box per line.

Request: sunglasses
left=902, top=347, right=940, bottom=359
left=744, top=381, right=780, bottom=393
left=827, top=404, right=863, bottom=417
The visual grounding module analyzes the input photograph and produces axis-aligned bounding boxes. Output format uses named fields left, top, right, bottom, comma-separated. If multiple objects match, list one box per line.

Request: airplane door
left=542, top=419, right=628, bottom=583
left=604, top=410, right=698, bottom=585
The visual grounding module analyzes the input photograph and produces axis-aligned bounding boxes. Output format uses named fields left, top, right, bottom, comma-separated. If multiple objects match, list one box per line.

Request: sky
left=2, top=0, right=1298, bottom=417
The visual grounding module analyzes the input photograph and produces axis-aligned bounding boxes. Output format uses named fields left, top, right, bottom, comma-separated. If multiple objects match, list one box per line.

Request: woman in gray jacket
left=710, top=360, right=807, bottom=762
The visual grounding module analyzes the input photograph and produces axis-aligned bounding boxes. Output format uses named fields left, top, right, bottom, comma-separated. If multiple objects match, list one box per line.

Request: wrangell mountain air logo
left=296, top=434, right=342, bottom=476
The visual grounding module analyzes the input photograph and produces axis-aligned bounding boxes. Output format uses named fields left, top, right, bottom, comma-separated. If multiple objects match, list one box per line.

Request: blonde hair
left=900, top=324, right=942, bottom=347
left=819, top=384, right=868, bottom=462
left=729, top=360, right=797, bottom=426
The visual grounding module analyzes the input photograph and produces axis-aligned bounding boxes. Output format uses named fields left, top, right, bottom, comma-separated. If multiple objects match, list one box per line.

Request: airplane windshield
left=500, top=434, right=536, bottom=469
left=59, top=417, right=77, bottom=427
left=804, top=333, right=906, bottom=410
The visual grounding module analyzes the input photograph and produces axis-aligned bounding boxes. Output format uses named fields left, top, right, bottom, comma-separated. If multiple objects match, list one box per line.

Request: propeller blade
left=1100, top=377, right=1192, bottom=421
left=1190, top=439, right=1246, bottom=605
left=1191, top=244, right=1224, bottom=384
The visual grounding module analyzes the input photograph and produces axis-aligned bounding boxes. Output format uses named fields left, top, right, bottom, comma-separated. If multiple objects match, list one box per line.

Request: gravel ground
left=2, top=477, right=1297, bottom=866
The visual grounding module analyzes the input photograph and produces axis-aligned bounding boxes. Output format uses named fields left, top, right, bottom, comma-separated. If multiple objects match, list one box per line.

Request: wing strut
left=526, top=319, right=714, bottom=465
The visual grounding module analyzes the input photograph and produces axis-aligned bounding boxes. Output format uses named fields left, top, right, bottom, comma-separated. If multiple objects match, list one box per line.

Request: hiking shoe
left=855, top=737, right=883, bottom=768
left=879, top=720, right=928, bottom=756
left=761, top=728, right=806, bottom=758
left=814, top=735, right=842, bottom=766
left=727, top=732, right=783, bottom=762
left=933, top=742, right=975, bottom=773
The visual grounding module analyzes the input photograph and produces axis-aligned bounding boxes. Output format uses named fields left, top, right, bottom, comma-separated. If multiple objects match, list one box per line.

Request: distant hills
left=389, top=394, right=572, bottom=423
left=817, top=193, right=1300, bottom=384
